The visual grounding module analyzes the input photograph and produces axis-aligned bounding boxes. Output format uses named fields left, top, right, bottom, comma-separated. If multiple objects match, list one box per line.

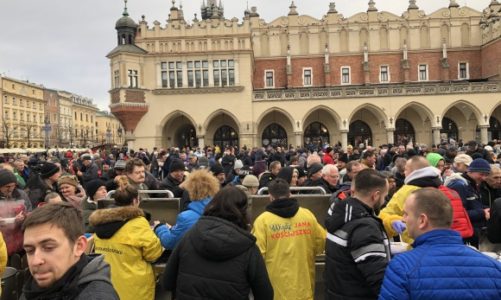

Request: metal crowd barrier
left=101, top=189, right=179, bottom=225
left=257, top=186, right=327, bottom=195
left=105, top=189, right=175, bottom=199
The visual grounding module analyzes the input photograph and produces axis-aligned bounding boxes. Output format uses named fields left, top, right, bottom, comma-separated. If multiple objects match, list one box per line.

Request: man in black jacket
left=21, top=203, right=118, bottom=300
left=325, top=169, right=390, bottom=299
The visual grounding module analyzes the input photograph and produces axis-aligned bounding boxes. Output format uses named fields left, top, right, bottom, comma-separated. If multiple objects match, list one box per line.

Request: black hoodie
left=163, top=216, right=273, bottom=300
left=325, top=197, right=390, bottom=300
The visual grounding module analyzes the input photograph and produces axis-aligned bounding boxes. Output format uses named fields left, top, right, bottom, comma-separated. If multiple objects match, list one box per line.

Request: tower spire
left=368, top=0, right=378, bottom=12
left=408, top=0, right=419, bottom=10
left=123, top=0, right=129, bottom=16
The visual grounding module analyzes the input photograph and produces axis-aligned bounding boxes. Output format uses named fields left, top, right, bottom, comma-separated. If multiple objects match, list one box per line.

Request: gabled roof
left=106, top=44, right=148, bottom=58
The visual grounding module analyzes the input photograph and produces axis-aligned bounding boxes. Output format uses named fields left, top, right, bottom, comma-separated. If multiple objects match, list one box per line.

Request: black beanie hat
left=277, top=167, right=293, bottom=184
left=308, top=163, right=323, bottom=177
left=40, top=162, right=60, bottom=179
left=169, top=159, right=186, bottom=173
left=0, top=169, right=17, bottom=187
left=210, top=164, right=225, bottom=176
left=85, top=179, right=106, bottom=200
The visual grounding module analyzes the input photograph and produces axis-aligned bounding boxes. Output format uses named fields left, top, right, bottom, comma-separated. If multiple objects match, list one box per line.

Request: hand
left=153, top=220, right=161, bottom=227
left=391, top=220, right=407, bottom=234
left=484, top=208, right=491, bottom=221
left=15, top=211, right=26, bottom=224
left=77, top=171, right=83, bottom=177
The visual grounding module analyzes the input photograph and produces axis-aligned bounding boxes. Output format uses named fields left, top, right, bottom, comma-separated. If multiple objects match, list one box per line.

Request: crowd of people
left=0, top=139, right=501, bottom=299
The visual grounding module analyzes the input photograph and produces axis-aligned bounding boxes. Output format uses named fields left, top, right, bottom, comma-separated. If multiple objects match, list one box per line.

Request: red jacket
left=323, top=153, right=335, bottom=165
left=439, top=185, right=474, bottom=239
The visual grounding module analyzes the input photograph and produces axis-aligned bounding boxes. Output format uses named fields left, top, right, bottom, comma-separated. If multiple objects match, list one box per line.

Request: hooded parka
left=89, top=206, right=162, bottom=300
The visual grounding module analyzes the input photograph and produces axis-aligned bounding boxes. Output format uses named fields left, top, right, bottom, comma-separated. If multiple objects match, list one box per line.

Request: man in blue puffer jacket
left=379, top=188, right=501, bottom=300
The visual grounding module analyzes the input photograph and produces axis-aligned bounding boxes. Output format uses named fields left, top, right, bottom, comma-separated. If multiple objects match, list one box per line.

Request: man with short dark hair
left=77, top=154, right=99, bottom=185
left=21, top=203, right=118, bottom=299
left=379, top=188, right=501, bottom=300
left=252, top=179, right=326, bottom=300
left=258, top=161, right=282, bottom=189
left=325, top=169, right=390, bottom=299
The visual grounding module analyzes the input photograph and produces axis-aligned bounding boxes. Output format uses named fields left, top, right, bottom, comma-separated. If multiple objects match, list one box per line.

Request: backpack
left=438, top=185, right=474, bottom=239
left=487, top=198, right=501, bottom=243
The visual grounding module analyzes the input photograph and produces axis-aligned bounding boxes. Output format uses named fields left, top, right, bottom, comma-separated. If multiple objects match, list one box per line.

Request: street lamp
left=44, top=117, right=51, bottom=149
left=106, top=126, right=112, bottom=144
left=117, top=126, right=123, bottom=145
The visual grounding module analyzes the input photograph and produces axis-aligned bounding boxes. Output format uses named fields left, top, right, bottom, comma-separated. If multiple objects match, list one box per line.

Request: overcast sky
left=0, top=0, right=492, bottom=111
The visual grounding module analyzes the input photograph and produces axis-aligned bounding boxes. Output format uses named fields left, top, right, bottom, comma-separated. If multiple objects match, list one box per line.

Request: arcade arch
left=161, top=111, right=198, bottom=149
left=349, top=104, right=387, bottom=146
left=204, top=110, right=240, bottom=148
left=441, top=101, right=481, bottom=143
left=257, top=108, right=294, bottom=147
left=302, top=106, right=341, bottom=150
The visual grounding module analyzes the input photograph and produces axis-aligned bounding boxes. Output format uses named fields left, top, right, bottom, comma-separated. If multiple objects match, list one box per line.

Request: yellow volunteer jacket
left=90, top=206, right=163, bottom=300
left=378, top=184, right=420, bottom=244
left=252, top=202, right=326, bottom=300
left=0, top=232, right=7, bottom=297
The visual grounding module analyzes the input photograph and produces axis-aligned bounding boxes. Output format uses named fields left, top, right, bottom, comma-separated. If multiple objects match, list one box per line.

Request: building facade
left=71, top=94, right=99, bottom=148
left=108, top=0, right=501, bottom=150
left=57, top=90, right=74, bottom=147
left=0, top=76, right=46, bottom=148
left=95, top=111, right=124, bottom=146
left=43, top=89, right=60, bottom=148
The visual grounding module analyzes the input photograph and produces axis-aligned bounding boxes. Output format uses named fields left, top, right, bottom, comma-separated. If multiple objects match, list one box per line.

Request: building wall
left=96, top=112, right=123, bottom=145
left=108, top=2, right=501, bottom=150
left=1, top=77, right=45, bottom=148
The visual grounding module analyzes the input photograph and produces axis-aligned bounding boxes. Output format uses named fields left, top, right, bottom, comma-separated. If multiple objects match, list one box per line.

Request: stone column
left=479, top=125, right=489, bottom=145
left=294, top=132, right=303, bottom=148
left=197, top=136, right=205, bottom=148
left=386, top=129, right=395, bottom=145
left=432, top=128, right=442, bottom=145
left=341, top=130, right=348, bottom=150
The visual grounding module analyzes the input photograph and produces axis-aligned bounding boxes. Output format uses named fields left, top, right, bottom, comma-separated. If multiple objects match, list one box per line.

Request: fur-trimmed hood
left=89, top=206, right=144, bottom=239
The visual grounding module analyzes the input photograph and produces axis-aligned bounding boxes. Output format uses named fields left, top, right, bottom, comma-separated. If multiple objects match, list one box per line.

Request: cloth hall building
left=108, top=0, right=501, bottom=150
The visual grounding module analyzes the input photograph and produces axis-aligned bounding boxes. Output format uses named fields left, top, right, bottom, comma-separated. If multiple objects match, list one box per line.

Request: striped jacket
left=325, top=197, right=390, bottom=300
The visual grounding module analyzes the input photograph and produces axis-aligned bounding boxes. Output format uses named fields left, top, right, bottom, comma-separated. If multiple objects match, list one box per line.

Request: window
left=161, top=62, right=183, bottom=88
left=265, top=70, right=274, bottom=88
left=40, top=115, right=43, bottom=123
left=303, top=68, right=312, bottom=86
left=86, top=114, right=88, bottom=122
left=114, top=70, right=120, bottom=88
left=380, top=65, right=390, bottom=83
left=80, top=113, right=83, bottom=121
left=19, top=99, right=23, bottom=107
left=128, top=69, right=139, bottom=88
left=187, top=60, right=208, bottom=88
left=3, top=96, right=7, bottom=104
left=12, top=97, right=16, bottom=105
left=20, top=112, right=24, bottom=121
left=13, top=111, right=17, bottom=121
left=418, top=64, right=428, bottom=81
left=458, top=62, right=469, bottom=80
left=39, top=103, right=42, bottom=110
left=75, top=112, right=77, bottom=119
left=341, top=67, right=351, bottom=85
left=213, top=59, right=235, bottom=87
left=4, top=110, right=9, bottom=120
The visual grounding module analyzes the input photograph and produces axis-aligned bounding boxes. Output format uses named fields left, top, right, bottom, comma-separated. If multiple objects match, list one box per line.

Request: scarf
left=23, top=255, right=87, bottom=300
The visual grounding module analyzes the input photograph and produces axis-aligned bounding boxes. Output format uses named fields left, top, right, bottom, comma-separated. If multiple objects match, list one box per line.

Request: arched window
left=175, top=124, right=197, bottom=149
left=262, top=123, right=287, bottom=147
left=489, top=117, right=501, bottom=140
left=304, top=122, right=329, bottom=151
left=348, top=120, right=372, bottom=147
left=213, top=125, right=239, bottom=148
left=394, top=119, right=415, bottom=146
left=441, top=117, right=458, bottom=143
